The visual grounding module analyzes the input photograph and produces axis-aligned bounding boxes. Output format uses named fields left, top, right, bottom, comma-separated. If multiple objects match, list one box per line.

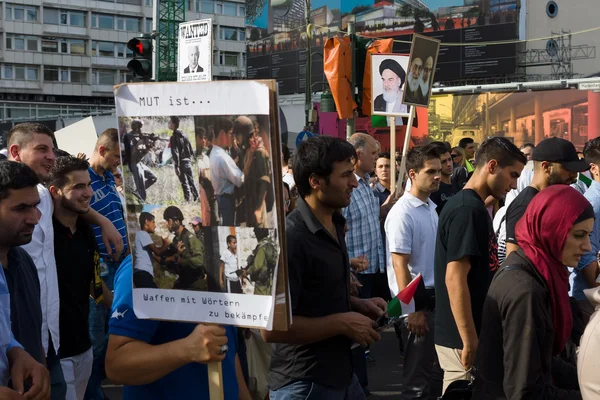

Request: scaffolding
left=157, top=0, right=185, bottom=82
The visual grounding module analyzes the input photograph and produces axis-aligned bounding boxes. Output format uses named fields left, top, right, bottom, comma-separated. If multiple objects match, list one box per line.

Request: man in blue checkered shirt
left=343, top=133, right=389, bottom=298
left=343, top=133, right=390, bottom=395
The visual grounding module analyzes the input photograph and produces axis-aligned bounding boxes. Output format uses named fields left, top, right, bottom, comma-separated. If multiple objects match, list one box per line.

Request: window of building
left=216, top=3, right=223, bottom=14
left=43, top=8, right=59, bottom=24
left=238, top=5, right=245, bottom=17
left=6, top=35, right=38, bottom=51
left=242, top=52, right=246, bottom=67
left=187, top=0, right=192, bottom=11
left=120, top=71, right=134, bottom=83
left=201, top=1, right=213, bottom=13
left=145, top=18, right=153, bottom=33
left=44, top=67, right=60, bottom=81
left=220, top=27, right=238, bottom=41
left=92, top=13, right=115, bottom=29
left=49, top=9, right=85, bottom=26
left=116, top=16, right=140, bottom=31
left=6, top=5, right=38, bottom=21
left=94, top=69, right=115, bottom=85
left=71, top=69, right=88, bottom=84
left=42, top=38, right=87, bottom=55
left=2, top=65, right=39, bottom=81
left=221, top=52, right=238, bottom=66
left=95, top=42, right=115, bottom=57
left=145, top=0, right=152, bottom=6
left=223, top=2, right=237, bottom=16
left=239, top=29, right=246, bottom=41
left=117, top=44, right=126, bottom=58
left=60, top=70, right=69, bottom=82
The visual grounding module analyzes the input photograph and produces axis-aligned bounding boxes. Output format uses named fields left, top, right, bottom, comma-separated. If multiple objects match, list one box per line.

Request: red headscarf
left=515, top=185, right=593, bottom=355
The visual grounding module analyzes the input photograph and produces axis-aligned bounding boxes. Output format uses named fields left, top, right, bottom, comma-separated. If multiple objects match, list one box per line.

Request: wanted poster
left=115, top=81, right=286, bottom=330
left=178, top=19, right=212, bottom=83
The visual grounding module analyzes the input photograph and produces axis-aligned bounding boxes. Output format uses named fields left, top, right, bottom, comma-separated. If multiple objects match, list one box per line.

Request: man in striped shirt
left=87, top=128, right=129, bottom=399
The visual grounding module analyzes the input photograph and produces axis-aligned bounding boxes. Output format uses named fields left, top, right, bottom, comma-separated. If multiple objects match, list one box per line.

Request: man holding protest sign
left=266, top=136, right=387, bottom=399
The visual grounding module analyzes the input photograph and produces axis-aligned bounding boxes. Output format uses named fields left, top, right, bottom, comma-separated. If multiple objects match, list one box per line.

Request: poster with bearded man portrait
left=371, top=54, right=411, bottom=127
left=402, top=34, right=440, bottom=108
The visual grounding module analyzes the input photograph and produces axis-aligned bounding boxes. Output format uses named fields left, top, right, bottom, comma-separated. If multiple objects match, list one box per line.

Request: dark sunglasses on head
left=114, top=174, right=122, bottom=179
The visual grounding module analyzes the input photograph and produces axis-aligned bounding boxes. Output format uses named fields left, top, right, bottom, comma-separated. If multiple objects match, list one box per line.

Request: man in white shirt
left=385, top=144, right=444, bottom=399
left=7, top=123, right=124, bottom=399
left=219, top=235, right=242, bottom=293
left=209, top=118, right=250, bottom=226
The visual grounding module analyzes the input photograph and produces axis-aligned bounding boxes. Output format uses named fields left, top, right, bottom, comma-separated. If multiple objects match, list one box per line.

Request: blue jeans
left=216, top=194, right=235, bottom=226
left=270, top=375, right=366, bottom=400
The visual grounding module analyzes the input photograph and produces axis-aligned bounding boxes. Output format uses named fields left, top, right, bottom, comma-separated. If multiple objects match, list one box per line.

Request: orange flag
left=323, top=36, right=357, bottom=120
left=361, top=38, right=394, bottom=116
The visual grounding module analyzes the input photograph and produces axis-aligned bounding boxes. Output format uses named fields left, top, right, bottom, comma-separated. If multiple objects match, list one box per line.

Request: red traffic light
left=127, top=37, right=152, bottom=58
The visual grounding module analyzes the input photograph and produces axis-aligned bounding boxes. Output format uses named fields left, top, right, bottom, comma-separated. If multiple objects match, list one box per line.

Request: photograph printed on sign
left=114, top=81, right=282, bottom=328
left=371, top=53, right=411, bottom=127
left=119, top=114, right=276, bottom=229
left=178, top=19, right=212, bottom=83
left=402, top=34, right=441, bottom=108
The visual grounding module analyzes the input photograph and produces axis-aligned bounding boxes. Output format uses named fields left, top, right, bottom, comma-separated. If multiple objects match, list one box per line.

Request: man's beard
left=407, top=73, right=420, bottom=92
left=420, top=76, right=430, bottom=96
left=61, top=197, right=90, bottom=215
left=383, top=86, right=399, bottom=103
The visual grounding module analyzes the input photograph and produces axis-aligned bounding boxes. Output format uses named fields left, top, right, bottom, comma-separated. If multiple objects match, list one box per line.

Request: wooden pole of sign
left=390, top=116, right=397, bottom=194
left=395, top=107, right=416, bottom=197
left=208, top=361, right=224, bottom=400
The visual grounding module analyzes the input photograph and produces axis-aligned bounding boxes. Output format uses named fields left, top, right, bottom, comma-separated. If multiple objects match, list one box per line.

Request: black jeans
left=177, top=159, right=199, bottom=202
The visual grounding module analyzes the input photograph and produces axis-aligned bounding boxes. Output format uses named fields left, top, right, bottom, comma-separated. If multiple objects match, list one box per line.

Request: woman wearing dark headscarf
left=473, top=185, right=591, bottom=399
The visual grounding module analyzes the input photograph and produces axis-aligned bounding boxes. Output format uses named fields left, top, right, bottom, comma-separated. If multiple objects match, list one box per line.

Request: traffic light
left=127, top=35, right=153, bottom=81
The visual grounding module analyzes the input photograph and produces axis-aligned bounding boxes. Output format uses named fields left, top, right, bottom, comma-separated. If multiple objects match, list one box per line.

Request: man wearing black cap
left=374, top=59, right=408, bottom=122
left=505, top=137, right=590, bottom=257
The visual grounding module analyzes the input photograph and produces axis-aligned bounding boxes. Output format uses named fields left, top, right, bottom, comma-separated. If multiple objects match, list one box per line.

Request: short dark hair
left=406, top=144, right=444, bottom=175
left=196, top=126, right=207, bottom=139
left=139, top=212, right=155, bottom=228
left=170, top=116, right=180, bottom=129
left=521, top=142, right=535, bottom=150
left=226, top=235, right=236, bottom=245
left=0, top=161, right=40, bottom=202
left=95, top=128, right=119, bottom=152
left=282, top=144, right=291, bottom=165
left=458, top=137, right=474, bottom=148
left=429, top=141, right=451, bottom=154
left=293, top=136, right=357, bottom=199
left=214, top=117, right=233, bottom=136
left=47, top=156, right=90, bottom=190
left=378, top=152, right=390, bottom=160
left=583, top=138, right=600, bottom=165
left=475, top=137, right=526, bottom=169
left=8, top=123, right=56, bottom=149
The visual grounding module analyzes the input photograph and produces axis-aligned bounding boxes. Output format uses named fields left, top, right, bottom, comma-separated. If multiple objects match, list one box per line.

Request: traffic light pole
left=152, top=0, right=159, bottom=81
left=304, top=0, right=312, bottom=130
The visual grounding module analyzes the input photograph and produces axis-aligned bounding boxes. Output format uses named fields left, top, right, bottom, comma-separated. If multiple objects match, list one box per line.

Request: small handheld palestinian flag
left=387, top=273, right=423, bottom=317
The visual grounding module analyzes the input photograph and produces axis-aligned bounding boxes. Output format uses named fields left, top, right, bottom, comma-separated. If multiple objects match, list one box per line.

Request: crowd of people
left=0, top=119, right=599, bottom=400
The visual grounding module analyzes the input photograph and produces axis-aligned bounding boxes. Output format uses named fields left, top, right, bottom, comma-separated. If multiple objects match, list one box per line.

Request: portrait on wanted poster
left=114, top=81, right=284, bottom=330
left=178, top=19, right=212, bottom=82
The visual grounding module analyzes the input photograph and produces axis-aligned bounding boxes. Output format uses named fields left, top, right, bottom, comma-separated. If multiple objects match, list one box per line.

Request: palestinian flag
left=387, top=274, right=423, bottom=317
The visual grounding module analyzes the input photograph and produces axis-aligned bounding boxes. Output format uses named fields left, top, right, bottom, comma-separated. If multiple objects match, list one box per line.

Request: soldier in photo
left=160, top=206, right=207, bottom=290
left=243, top=228, right=277, bottom=295
left=169, top=116, right=199, bottom=202
left=122, top=119, right=158, bottom=201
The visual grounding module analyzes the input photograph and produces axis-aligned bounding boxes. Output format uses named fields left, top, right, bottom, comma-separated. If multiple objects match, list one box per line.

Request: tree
left=245, top=0, right=267, bottom=25
left=250, top=27, right=260, bottom=41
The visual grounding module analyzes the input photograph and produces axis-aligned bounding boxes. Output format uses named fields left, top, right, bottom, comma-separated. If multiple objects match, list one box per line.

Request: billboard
left=246, top=0, right=520, bottom=95
left=425, top=88, right=600, bottom=150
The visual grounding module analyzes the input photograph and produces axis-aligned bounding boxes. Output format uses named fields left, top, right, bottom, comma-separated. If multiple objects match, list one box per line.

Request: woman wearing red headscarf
left=473, top=185, right=591, bottom=399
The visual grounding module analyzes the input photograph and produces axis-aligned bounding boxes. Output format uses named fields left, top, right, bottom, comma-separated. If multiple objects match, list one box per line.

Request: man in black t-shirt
left=505, top=137, right=588, bottom=258
left=48, top=156, right=112, bottom=400
left=266, top=136, right=386, bottom=400
left=434, top=137, right=526, bottom=394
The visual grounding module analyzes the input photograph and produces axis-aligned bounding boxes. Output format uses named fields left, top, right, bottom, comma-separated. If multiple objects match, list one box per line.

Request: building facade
left=0, top=0, right=246, bottom=129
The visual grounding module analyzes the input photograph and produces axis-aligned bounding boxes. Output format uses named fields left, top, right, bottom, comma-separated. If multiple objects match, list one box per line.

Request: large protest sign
left=114, top=80, right=289, bottom=330
left=178, top=19, right=212, bottom=83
